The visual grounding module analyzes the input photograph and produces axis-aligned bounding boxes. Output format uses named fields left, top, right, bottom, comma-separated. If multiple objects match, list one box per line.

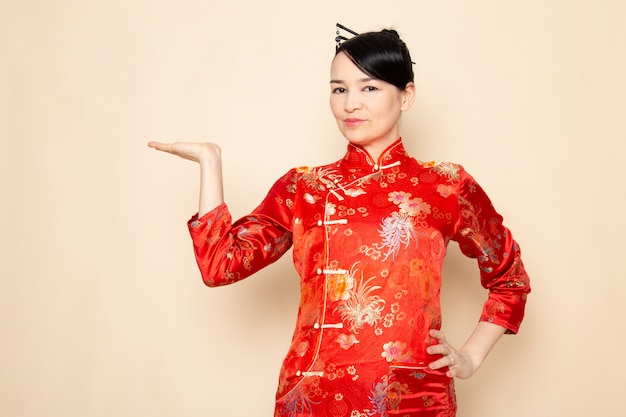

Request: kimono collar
left=342, top=138, right=409, bottom=171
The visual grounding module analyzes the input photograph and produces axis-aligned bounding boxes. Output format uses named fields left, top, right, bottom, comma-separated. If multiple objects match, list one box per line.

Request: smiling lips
left=344, top=118, right=365, bottom=127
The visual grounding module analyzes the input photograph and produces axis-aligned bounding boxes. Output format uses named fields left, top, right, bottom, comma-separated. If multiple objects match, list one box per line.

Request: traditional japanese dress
left=188, top=139, right=530, bottom=417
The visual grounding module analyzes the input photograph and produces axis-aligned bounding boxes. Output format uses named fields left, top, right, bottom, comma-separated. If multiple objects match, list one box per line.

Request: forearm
left=459, top=321, right=506, bottom=371
left=198, top=153, right=224, bottom=217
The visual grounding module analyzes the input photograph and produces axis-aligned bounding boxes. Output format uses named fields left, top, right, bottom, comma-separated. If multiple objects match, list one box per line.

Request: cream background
left=2, top=0, right=625, bottom=416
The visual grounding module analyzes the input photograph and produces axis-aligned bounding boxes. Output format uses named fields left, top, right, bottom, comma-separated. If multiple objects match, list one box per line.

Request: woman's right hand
left=147, top=141, right=222, bottom=165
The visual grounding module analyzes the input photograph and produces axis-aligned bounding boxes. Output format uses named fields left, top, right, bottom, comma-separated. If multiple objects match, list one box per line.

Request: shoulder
left=415, top=160, right=471, bottom=183
left=419, top=160, right=464, bottom=176
left=269, top=163, right=336, bottom=191
left=285, top=157, right=345, bottom=180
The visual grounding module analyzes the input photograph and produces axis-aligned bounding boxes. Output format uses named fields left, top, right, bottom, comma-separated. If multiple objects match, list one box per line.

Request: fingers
left=426, top=329, right=475, bottom=379
left=428, top=355, right=455, bottom=375
left=427, top=343, right=456, bottom=368
left=147, top=141, right=197, bottom=162
left=426, top=329, right=447, bottom=356
left=148, top=142, right=225, bottom=168
left=147, top=141, right=175, bottom=152
left=429, top=328, right=446, bottom=342
left=427, top=328, right=456, bottom=374
left=428, top=350, right=459, bottom=378
left=444, top=359, right=459, bottom=378
left=426, top=343, right=448, bottom=356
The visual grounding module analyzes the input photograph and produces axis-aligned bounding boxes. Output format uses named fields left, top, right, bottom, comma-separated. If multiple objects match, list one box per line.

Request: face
left=330, top=52, right=415, bottom=159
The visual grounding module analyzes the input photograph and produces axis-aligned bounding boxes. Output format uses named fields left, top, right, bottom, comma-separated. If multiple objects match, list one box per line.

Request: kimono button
left=317, top=268, right=323, bottom=275
left=296, top=370, right=302, bottom=376
left=317, top=220, right=323, bottom=226
left=313, top=323, right=320, bottom=329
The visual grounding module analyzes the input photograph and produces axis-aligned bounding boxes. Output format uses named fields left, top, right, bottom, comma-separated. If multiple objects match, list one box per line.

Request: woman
left=148, top=27, right=530, bottom=417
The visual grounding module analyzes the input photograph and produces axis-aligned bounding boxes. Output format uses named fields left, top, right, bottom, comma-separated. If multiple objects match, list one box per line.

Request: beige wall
left=2, top=1, right=625, bottom=416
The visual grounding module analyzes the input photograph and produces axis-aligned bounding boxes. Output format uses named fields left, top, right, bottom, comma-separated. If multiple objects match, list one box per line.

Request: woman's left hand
left=426, top=329, right=477, bottom=379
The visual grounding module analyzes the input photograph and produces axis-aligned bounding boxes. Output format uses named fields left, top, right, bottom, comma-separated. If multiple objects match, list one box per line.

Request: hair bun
left=381, top=29, right=400, bottom=39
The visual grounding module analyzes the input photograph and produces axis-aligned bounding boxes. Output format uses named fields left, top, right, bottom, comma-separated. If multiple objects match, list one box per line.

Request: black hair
left=335, top=29, right=414, bottom=90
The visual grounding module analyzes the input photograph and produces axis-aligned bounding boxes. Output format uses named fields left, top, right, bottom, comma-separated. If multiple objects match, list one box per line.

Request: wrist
left=458, top=348, right=483, bottom=374
left=194, top=142, right=219, bottom=164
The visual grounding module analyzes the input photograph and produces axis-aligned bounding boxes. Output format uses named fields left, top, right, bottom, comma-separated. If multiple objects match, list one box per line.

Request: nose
left=344, top=91, right=362, bottom=112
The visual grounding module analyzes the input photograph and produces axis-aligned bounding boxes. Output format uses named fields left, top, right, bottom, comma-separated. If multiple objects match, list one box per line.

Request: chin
left=342, top=131, right=371, bottom=145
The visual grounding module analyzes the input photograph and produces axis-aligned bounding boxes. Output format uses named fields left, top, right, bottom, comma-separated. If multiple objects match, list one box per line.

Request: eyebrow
left=330, top=77, right=375, bottom=84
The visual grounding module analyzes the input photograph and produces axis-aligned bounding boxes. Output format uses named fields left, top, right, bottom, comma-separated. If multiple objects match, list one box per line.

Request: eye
left=363, top=86, right=378, bottom=92
left=332, top=87, right=347, bottom=94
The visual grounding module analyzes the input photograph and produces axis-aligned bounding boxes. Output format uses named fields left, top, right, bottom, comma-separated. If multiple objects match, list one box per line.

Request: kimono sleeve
left=187, top=169, right=298, bottom=287
left=452, top=168, right=531, bottom=334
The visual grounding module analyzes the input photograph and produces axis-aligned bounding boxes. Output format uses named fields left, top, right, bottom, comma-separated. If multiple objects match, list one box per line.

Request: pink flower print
left=381, top=341, right=411, bottom=362
left=399, top=198, right=431, bottom=217
left=436, top=184, right=455, bottom=198
left=336, top=333, right=360, bottom=350
left=388, top=191, right=412, bottom=205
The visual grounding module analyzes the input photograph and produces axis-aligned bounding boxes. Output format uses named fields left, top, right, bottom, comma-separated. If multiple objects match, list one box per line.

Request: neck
left=359, top=138, right=400, bottom=162
left=349, top=138, right=403, bottom=166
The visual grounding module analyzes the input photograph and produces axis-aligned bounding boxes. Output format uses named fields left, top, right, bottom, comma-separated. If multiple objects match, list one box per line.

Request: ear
left=400, top=82, right=416, bottom=112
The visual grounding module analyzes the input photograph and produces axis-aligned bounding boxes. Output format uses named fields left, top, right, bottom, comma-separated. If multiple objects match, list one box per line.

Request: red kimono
left=188, top=139, right=530, bottom=417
